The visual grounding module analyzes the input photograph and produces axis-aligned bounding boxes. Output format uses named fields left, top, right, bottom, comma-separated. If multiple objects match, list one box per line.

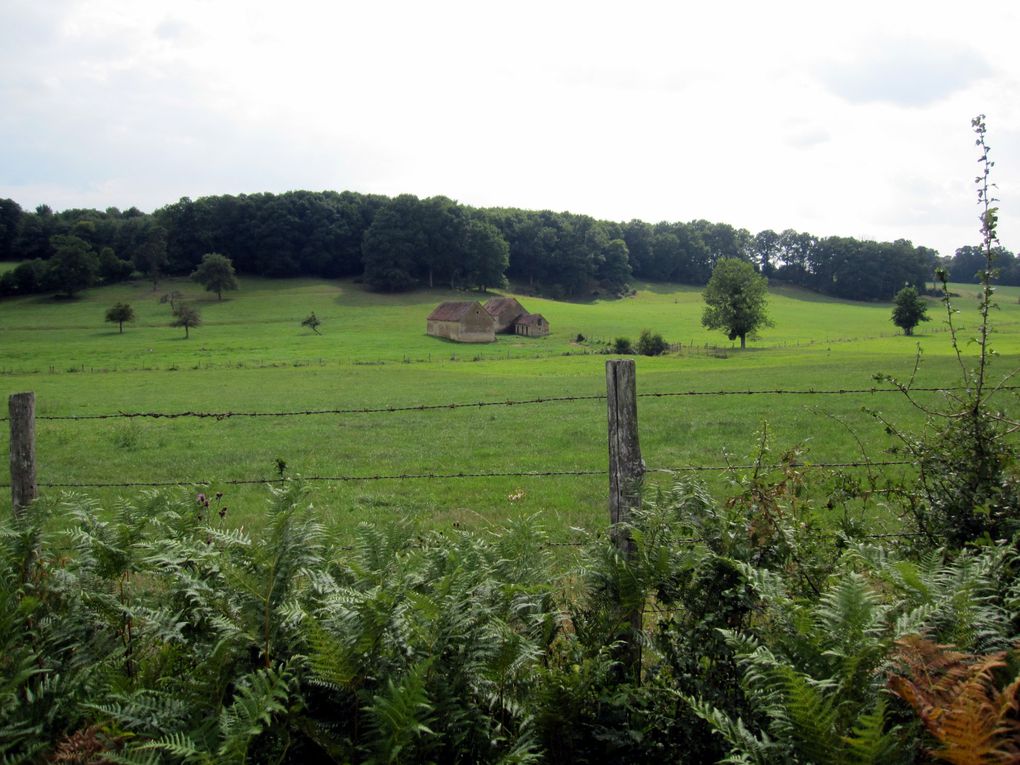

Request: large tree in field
left=891, top=285, right=930, bottom=336
left=701, top=258, right=772, bottom=349
left=191, top=252, right=238, bottom=300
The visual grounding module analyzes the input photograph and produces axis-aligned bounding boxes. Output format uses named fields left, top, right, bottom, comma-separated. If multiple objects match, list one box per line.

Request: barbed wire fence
left=4, top=365, right=965, bottom=538
left=12, top=361, right=990, bottom=673
left=3, top=384, right=1013, bottom=424
left=2, top=386, right=948, bottom=491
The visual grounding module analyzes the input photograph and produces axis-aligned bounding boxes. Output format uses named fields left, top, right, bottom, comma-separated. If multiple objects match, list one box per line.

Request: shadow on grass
left=768, top=283, right=893, bottom=306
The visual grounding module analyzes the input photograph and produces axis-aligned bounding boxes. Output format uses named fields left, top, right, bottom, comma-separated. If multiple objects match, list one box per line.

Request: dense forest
left=0, top=191, right=1008, bottom=301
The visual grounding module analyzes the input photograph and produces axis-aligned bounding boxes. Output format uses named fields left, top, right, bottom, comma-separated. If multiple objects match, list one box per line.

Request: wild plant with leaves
left=681, top=537, right=1020, bottom=763
left=299, top=516, right=558, bottom=763
left=874, top=115, right=1020, bottom=547
left=0, top=486, right=565, bottom=762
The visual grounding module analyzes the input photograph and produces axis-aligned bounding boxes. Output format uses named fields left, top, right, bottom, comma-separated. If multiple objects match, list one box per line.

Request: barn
left=483, top=297, right=528, bottom=333
left=483, top=297, right=550, bottom=337
left=513, top=313, right=549, bottom=337
left=426, top=301, right=496, bottom=343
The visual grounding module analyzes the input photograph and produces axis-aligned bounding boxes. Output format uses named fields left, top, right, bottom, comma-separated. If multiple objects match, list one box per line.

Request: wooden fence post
left=9, top=393, right=37, bottom=518
left=606, top=360, right=644, bottom=680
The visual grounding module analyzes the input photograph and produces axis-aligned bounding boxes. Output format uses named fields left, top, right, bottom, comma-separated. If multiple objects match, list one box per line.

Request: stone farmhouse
left=426, top=301, right=496, bottom=343
left=425, top=298, right=550, bottom=343
left=484, top=298, right=549, bottom=338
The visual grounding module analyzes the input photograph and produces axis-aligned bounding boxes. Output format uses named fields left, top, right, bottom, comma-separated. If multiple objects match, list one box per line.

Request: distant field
left=0, top=261, right=17, bottom=275
left=2, top=275, right=1019, bottom=541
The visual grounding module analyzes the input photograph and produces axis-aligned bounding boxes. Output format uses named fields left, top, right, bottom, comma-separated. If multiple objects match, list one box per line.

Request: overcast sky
left=2, top=0, right=1019, bottom=257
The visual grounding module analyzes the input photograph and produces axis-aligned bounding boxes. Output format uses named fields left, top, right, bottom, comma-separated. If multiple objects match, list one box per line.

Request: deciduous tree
left=598, top=238, right=632, bottom=295
left=462, top=219, right=509, bottom=292
left=104, top=302, right=135, bottom=333
left=701, top=258, right=772, bottom=349
left=98, top=246, right=133, bottom=283
left=191, top=252, right=238, bottom=300
left=47, top=234, right=99, bottom=297
left=159, top=290, right=183, bottom=312
left=891, top=285, right=929, bottom=336
left=301, top=312, right=321, bottom=334
left=133, top=226, right=168, bottom=290
left=171, top=303, right=201, bottom=338
left=361, top=195, right=425, bottom=291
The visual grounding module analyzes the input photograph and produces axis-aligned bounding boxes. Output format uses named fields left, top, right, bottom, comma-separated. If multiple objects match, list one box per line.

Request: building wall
left=427, top=319, right=457, bottom=340
left=514, top=318, right=549, bottom=337
left=427, top=312, right=495, bottom=343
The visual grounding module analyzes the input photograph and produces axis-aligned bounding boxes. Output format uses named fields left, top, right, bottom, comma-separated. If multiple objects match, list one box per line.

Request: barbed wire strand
left=0, top=459, right=916, bottom=490
left=10, top=395, right=607, bottom=422
left=5, top=385, right=1018, bottom=422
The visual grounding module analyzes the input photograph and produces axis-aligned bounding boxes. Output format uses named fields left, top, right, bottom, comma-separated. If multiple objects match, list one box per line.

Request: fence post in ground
left=605, top=359, right=644, bottom=680
left=9, top=392, right=37, bottom=518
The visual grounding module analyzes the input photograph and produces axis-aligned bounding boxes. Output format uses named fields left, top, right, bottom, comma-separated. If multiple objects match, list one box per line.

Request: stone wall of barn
left=427, top=313, right=495, bottom=343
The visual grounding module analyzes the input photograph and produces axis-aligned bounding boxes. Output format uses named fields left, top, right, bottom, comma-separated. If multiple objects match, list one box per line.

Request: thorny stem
left=968, top=115, right=1001, bottom=500
left=936, top=267, right=970, bottom=382
left=972, top=114, right=999, bottom=403
left=751, top=422, right=769, bottom=481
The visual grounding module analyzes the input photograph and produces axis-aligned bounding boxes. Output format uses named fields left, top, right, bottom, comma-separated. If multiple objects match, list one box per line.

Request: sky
left=2, top=0, right=1019, bottom=258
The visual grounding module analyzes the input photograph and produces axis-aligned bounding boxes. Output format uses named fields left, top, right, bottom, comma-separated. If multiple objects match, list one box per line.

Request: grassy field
left=3, top=270, right=1020, bottom=541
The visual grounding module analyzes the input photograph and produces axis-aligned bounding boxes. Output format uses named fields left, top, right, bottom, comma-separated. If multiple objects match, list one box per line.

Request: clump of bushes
left=637, top=329, right=667, bottom=356
left=609, top=331, right=668, bottom=356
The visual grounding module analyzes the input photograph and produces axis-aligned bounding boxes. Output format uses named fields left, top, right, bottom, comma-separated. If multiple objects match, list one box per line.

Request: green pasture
left=2, top=274, right=1020, bottom=540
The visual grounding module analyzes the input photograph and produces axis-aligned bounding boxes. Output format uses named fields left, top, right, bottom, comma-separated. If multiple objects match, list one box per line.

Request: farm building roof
left=515, top=313, right=546, bottom=326
left=427, top=301, right=483, bottom=321
left=483, top=297, right=525, bottom=317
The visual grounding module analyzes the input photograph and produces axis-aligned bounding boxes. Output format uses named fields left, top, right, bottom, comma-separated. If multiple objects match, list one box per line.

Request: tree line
left=0, top=191, right=1000, bottom=302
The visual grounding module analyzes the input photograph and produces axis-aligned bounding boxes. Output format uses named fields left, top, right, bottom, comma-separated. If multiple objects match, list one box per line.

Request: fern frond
left=202, top=527, right=252, bottom=548
left=217, top=664, right=295, bottom=763
left=136, top=730, right=205, bottom=762
left=841, top=698, right=910, bottom=764
left=682, top=694, right=778, bottom=765
left=365, top=660, right=435, bottom=764
left=888, top=636, right=1020, bottom=764
left=303, top=617, right=359, bottom=690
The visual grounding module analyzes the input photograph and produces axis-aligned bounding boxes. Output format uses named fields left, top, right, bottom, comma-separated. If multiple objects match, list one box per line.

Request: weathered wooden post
left=606, top=359, right=644, bottom=680
left=9, top=393, right=37, bottom=518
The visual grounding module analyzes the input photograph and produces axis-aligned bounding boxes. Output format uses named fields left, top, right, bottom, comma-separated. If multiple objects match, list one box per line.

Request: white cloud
left=1, top=0, right=1019, bottom=258
left=819, top=38, right=991, bottom=107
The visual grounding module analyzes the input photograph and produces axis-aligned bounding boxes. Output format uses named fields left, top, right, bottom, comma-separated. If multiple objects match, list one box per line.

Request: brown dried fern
left=888, top=635, right=1020, bottom=764
left=49, top=724, right=117, bottom=764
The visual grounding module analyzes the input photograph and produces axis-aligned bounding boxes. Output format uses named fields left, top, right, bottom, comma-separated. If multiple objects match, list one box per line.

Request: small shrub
left=637, top=329, right=667, bottom=356
left=613, top=337, right=633, bottom=354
